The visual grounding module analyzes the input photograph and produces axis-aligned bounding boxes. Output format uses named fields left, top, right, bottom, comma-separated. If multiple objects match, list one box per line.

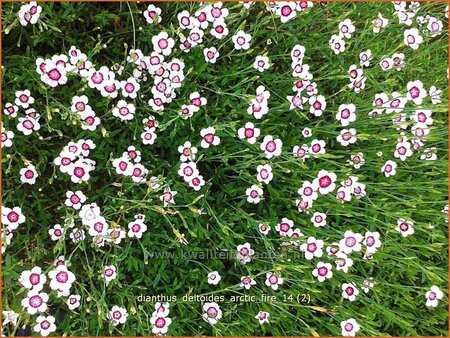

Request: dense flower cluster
left=2, top=1, right=447, bottom=337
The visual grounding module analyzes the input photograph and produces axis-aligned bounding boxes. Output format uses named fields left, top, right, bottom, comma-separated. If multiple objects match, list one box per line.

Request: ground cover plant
left=1, top=1, right=449, bottom=336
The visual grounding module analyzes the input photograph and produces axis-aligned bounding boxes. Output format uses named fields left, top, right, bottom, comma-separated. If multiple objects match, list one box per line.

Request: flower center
left=74, top=167, right=85, bottom=178
left=319, top=175, right=331, bottom=188
left=91, top=72, right=104, bottom=84
left=204, top=133, right=214, bottom=143
left=48, top=69, right=62, bottom=80
left=7, top=211, right=19, bottom=222
left=244, top=128, right=254, bottom=138
left=207, top=307, right=218, bottom=318
left=307, top=243, right=317, bottom=252
left=24, top=170, right=34, bottom=179
left=56, top=271, right=69, bottom=283
left=158, top=38, right=169, bottom=49
left=268, top=275, right=278, bottom=284
left=29, top=295, right=43, bottom=308
left=265, top=141, right=276, bottom=152
left=345, top=236, right=356, bottom=247
left=125, top=83, right=135, bottom=93
left=281, top=5, right=292, bottom=16
left=30, top=273, right=41, bottom=285
left=409, top=86, right=419, bottom=99
left=318, top=266, right=328, bottom=276
left=155, top=317, right=166, bottom=328
left=41, top=320, right=50, bottom=330
left=183, top=166, right=194, bottom=176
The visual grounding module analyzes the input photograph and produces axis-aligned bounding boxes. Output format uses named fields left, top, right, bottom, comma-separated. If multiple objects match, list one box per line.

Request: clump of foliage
left=1, top=1, right=448, bottom=337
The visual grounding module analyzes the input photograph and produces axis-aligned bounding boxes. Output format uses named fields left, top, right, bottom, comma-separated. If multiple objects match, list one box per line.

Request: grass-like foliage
left=1, top=1, right=448, bottom=337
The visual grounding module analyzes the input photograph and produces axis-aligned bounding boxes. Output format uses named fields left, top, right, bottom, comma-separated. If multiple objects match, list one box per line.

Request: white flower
left=48, top=265, right=76, bottom=292
left=302, top=127, right=312, bottom=138
left=207, top=271, right=221, bottom=285
left=342, top=282, right=359, bottom=301
left=341, top=318, right=361, bottom=336
left=255, top=311, right=270, bottom=324
left=202, top=302, right=222, bottom=325
left=404, top=28, right=423, bottom=50
left=313, top=170, right=337, bottom=195
left=246, top=184, right=263, bottom=204
left=256, top=164, right=273, bottom=184
left=112, top=100, right=135, bottom=121
left=178, top=10, right=196, bottom=29
left=143, top=4, right=162, bottom=24
left=425, top=285, right=444, bottom=307
left=335, top=252, right=353, bottom=273
left=359, top=49, right=372, bottom=67
left=21, top=290, right=49, bottom=315
left=309, top=95, right=326, bottom=116
left=238, top=122, right=260, bottom=144
left=339, top=230, right=363, bottom=254
left=373, top=12, right=388, bottom=33
left=258, top=223, right=271, bottom=235
left=19, top=266, right=47, bottom=291
left=200, top=127, right=220, bottom=148
left=127, top=219, right=147, bottom=239
left=2, top=206, right=26, bottom=230
left=396, top=218, right=415, bottom=237
left=379, top=57, right=394, bottom=71
left=429, top=86, right=442, bottom=104
left=236, top=242, right=255, bottom=264
left=276, top=2, right=297, bottom=22
left=19, top=164, right=38, bottom=184
left=427, top=17, right=443, bottom=37
left=253, top=55, right=270, bottom=72
left=152, top=31, right=175, bottom=56
left=240, top=276, right=257, bottom=289
left=33, top=315, right=56, bottom=337
left=204, top=47, right=219, bottom=64
left=141, top=128, right=158, bottom=145
left=364, top=231, right=382, bottom=253
left=69, top=228, right=85, bottom=243
left=210, top=19, right=229, bottom=39
left=300, top=237, right=324, bottom=260
left=336, top=104, right=356, bottom=127
left=178, top=162, right=199, bottom=182
left=108, top=306, right=128, bottom=326
left=337, top=128, right=357, bottom=147
left=67, top=294, right=81, bottom=310
left=406, top=80, right=427, bottom=105
left=18, top=2, right=42, bottom=26
left=160, top=187, right=177, bottom=207
left=150, top=315, right=172, bottom=335
left=311, top=212, right=327, bottom=227
left=420, top=148, right=437, bottom=161
left=394, top=141, right=413, bottom=161
left=2, top=310, right=19, bottom=326
left=17, top=116, right=40, bottom=135
left=312, top=262, right=333, bottom=282
left=265, top=272, right=284, bottom=290
left=152, top=302, right=170, bottom=318
left=178, top=141, right=198, bottom=162
left=232, top=30, right=252, bottom=50
left=338, top=19, right=355, bottom=39
left=260, top=135, right=282, bottom=159
left=120, top=77, right=140, bottom=99
left=362, top=278, right=374, bottom=293
left=104, top=265, right=117, bottom=283
left=329, top=34, right=346, bottom=54
left=381, top=160, right=397, bottom=177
